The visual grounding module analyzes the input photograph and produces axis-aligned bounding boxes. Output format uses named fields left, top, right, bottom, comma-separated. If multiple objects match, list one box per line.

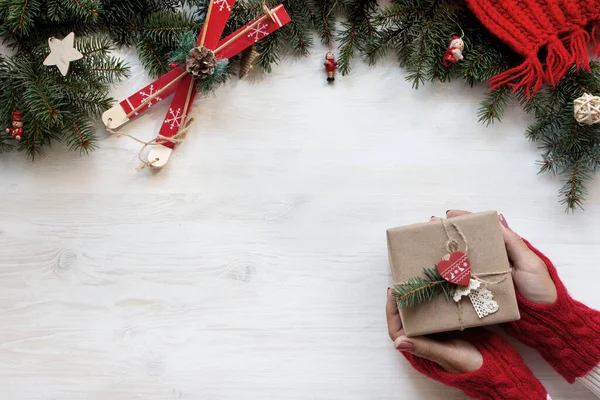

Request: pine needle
left=393, top=267, right=455, bottom=308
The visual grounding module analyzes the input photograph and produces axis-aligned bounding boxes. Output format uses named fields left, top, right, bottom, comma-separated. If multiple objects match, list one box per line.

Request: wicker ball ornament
left=186, top=46, right=217, bottom=79
left=574, top=93, right=600, bottom=126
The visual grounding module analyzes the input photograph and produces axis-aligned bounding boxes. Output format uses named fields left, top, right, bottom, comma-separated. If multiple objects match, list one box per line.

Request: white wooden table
left=0, top=42, right=599, bottom=400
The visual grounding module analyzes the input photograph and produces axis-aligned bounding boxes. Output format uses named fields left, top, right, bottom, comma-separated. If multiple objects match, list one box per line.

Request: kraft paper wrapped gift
left=386, top=211, right=520, bottom=337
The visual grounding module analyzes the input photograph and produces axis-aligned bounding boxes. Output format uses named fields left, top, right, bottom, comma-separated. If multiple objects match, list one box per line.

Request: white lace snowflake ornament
left=453, top=278, right=499, bottom=319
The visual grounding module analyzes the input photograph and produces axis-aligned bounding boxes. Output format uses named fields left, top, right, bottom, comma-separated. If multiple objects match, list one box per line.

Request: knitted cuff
left=503, top=240, right=600, bottom=383
left=401, top=330, right=548, bottom=400
left=577, top=364, right=600, bottom=397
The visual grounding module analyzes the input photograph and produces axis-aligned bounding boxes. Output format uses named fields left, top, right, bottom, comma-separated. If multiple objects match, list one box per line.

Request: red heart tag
left=436, top=251, right=471, bottom=287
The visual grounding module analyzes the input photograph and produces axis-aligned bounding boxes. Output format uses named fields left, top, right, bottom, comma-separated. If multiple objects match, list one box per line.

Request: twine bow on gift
left=439, top=218, right=512, bottom=329
left=440, top=219, right=511, bottom=285
left=441, top=218, right=468, bottom=255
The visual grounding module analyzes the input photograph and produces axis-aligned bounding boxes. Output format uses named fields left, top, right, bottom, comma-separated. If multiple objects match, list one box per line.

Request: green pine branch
left=281, top=1, right=313, bottom=57
left=314, top=0, right=338, bottom=44
left=0, top=34, right=129, bottom=158
left=336, top=0, right=377, bottom=76
left=559, top=160, right=591, bottom=211
left=195, top=59, right=231, bottom=95
left=477, top=85, right=511, bottom=125
left=0, top=0, right=43, bottom=37
left=393, top=267, right=455, bottom=309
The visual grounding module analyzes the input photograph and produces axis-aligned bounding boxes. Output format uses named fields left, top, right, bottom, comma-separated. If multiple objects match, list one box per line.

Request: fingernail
left=396, top=341, right=413, bottom=351
left=446, top=210, right=450, bottom=215
left=499, top=213, right=509, bottom=228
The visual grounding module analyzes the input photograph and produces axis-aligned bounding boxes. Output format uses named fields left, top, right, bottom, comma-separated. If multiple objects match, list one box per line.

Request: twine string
left=457, top=302, right=465, bottom=331
left=448, top=15, right=465, bottom=39
left=106, top=117, right=194, bottom=171
left=441, top=218, right=469, bottom=255
left=440, top=218, right=510, bottom=330
left=107, top=70, right=198, bottom=171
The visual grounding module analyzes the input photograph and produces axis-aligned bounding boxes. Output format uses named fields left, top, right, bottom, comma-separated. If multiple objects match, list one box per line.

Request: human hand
left=386, top=288, right=483, bottom=373
left=386, top=288, right=550, bottom=399
left=446, top=210, right=557, bottom=304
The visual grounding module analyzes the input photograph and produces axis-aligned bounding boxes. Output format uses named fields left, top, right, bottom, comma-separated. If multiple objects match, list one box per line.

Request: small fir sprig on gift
left=393, top=267, right=455, bottom=308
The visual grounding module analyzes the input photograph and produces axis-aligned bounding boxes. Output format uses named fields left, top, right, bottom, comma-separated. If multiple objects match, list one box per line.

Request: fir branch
left=195, top=59, right=230, bottom=95
left=5, top=0, right=42, bottom=37
left=19, top=119, right=46, bottom=159
left=590, top=143, right=600, bottom=171
left=314, top=0, right=338, bottom=44
left=478, top=85, right=512, bottom=125
left=256, top=30, right=284, bottom=73
left=63, top=0, right=101, bottom=21
left=459, top=44, right=512, bottom=87
left=393, top=267, right=454, bottom=308
left=280, top=1, right=313, bottom=57
left=99, top=0, right=181, bottom=46
left=86, top=56, right=130, bottom=83
left=537, top=152, right=569, bottom=175
left=559, top=160, right=591, bottom=211
left=136, top=38, right=170, bottom=78
left=76, top=35, right=112, bottom=56
left=0, top=32, right=128, bottom=158
left=405, top=20, right=431, bottom=89
left=141, top=10, right=194, bottom=45
left=337, top=0, right=377, bottom=76
left=169, top=30, right=197, bottom=65
left=364, top=26, right=405, bottom=66
left=65, top=119, right=97, bottom=153
left=292, top=0, right=318, bottom=29
left=0, top=136, right=14, bottom=153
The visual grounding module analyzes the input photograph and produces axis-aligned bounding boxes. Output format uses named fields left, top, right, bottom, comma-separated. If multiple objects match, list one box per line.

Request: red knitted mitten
left=503, top=240, right=600, bottom=383
left=401, top=329, right=548, bottom=400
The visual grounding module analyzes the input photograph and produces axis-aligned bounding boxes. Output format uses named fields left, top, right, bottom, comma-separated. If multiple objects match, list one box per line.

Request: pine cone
left=186, top=46, right=217, bottom=79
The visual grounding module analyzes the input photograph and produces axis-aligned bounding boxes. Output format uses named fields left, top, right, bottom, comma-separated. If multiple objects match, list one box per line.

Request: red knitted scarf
left=465, top=0, right=600, bottom=97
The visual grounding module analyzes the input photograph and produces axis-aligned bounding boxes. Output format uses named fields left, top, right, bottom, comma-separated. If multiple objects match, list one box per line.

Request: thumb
left=498, top=215, right=535, bottom=266
left=394, top=335, right=450, bottom=366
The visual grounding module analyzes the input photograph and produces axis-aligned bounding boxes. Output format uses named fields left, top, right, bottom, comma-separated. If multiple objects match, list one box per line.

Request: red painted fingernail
left=499, top=213, right=509, bottom=228
left=396, top=341, right=413, bottom=351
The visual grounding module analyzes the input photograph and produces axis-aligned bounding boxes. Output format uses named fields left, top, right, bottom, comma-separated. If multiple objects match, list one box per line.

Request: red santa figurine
left=6, top=111, right=23, bottom=140
left=324, top=51, right=338, bottom=83
left=443, top=36, right=465, bottom=67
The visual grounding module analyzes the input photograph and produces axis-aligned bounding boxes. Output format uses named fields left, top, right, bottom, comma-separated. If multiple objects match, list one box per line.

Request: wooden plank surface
left=0, top=42, right=598, bottom=400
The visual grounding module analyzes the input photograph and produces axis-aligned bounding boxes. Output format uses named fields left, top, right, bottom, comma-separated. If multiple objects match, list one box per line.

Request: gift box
left=386, top=211, right=520, bottom=337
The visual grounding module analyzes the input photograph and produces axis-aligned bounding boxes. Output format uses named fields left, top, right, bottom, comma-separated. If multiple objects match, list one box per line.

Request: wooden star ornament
left=43, top=32, right=83, bottom=76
